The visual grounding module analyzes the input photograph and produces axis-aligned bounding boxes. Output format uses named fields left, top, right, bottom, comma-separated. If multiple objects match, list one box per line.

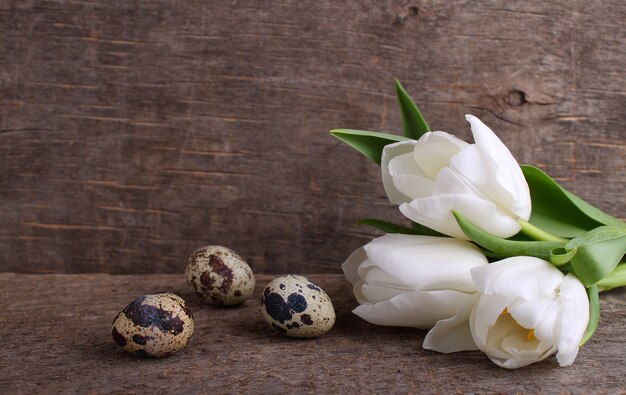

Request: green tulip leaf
left=566, top=225, right=626, bottom=249
left=580, top=284, right=599, bottom=347
left=410, top=221, right=446, bottom=237
left=357, top=218, right=444, bottom=237
left=453, top=211, right=565, bottom=260
left=394, top=79, right=430, bottom=139
left=521, top=165, right=606, bottom=237
left=329, top=129, right=410, bottom=165
left=563, top=189, right=626, bottom=229
left=566, top=226, right=626, bottom=287
left=550, top=247, right=577, bottom=266
left=557, top=262, right=574, bottom=274
left=356, top=218, right=420, bottom=235
left=597, top=264, right=626, bottom=292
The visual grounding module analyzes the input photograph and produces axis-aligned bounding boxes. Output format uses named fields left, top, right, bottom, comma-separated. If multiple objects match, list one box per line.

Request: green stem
left=517, top=219, right=568, bottom=243
left=597, top=264, right=626, bottom=292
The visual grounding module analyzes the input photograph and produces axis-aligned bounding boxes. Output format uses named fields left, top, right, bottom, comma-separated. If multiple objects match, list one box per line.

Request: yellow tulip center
left=500, top=308, right=536, bottom=342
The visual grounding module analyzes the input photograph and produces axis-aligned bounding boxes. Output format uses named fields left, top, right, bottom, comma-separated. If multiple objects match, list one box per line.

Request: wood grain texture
left=0, top=1, right=624, bottom=273
left=0, top=273, right=625, bottom=393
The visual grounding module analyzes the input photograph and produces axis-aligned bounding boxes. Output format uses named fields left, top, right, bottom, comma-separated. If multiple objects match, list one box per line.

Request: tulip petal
left=352, top=289, right=471, bottom=329
left=556, top=274, right=589, bottom=367
left=358, top=281, right=411, bottom=304
left=351, top=280, right=369, bottom=305
left=432, top=167, right=482, bottom=197
left=507, top=298, right=559, bottom=342
left=400, top=194, right=521, bottom=239
left=491, top=337, right=556, bottom=369
left=357, top=266, right=412, bottom=303
left=490, top=345, right=555, bottom=369
left=471, top=257, right=564, bottom=300
left=363, top=234, right=487, bottom=292
left=470, top=294, right=515, bottom=352
left=484, top=308, right=528, bottom=360
left=381, top=141, right=418, bottom=204
left=360, top=265, right=409, bottom=289
left=423, top=293, right=479, bottom=353
left=388, top=153, right=435, bottom=199
left=483, top=307, right=555, bottom=369
left=353, top=260, right=411, bottom=304
left=501, top=335, right=552, bottom=359
left=459, top=115, right=531, bottom=220
left=413, top=131, right=468, bottom=179
left=556, top=346, right=579, bottom=368
left=341, top=247, right=367, bottom=286
left=531, top=300, right=559, bottom=345
left=448, top=144, right=514, bottom=214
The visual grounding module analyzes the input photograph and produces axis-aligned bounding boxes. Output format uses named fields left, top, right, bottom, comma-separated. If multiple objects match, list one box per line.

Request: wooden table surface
left=2, top=1, right=625, bottom=275
left=1, top=273, right=624, bottom=394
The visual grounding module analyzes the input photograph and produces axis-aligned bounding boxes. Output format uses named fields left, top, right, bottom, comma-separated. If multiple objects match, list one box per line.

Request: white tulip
left=342, top=233, right=488, bottom=353
left=381, top=114, right=531, bottom=239
left=469, top=257, right=589, bottom=369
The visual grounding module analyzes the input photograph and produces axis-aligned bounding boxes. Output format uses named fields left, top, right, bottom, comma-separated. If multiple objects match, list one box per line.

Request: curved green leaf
left=567, top=226, right=626, bottom=287
left=356, top=219, right=420, bottom=235
left=329, top=129, right=410, bottom=165
left=357, top=218, right=445, bottom=237
left=521, top=165, right=604, bottom=237
left=453, top=211, right=564, bottom=260
left=394, top=79, right=430, bottom=139
left=580, top=285, right=599, bottom=346
left=566, top=226, right=626, bottom=249
left=557, top=262, right=574, bottom=274
left=563, top=189, right=625, bottom=229
left=597, top=264, right=626, bottom=292
left=550, top=247, right=577, bottom=266
left=410, top=221, right=446, bottom=237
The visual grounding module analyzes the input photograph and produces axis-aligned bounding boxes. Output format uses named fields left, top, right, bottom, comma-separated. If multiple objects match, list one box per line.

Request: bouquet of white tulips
left=331, top=80, right=626, bottom=369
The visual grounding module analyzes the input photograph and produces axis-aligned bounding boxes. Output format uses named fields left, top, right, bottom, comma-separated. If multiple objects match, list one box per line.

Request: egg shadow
left=89, top=332, right=198, bottom=366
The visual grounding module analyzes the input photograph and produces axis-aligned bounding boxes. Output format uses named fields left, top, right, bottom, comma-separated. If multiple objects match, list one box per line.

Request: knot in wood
left=507, top=90, right=527, bottom=107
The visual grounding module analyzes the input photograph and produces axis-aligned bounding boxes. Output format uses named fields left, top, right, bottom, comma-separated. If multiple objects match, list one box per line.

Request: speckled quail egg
left=261, top=275, right=335, bottom=338
left=111, top=293, right=194, bottom=358
left=186, top=245, right=255, bottom=306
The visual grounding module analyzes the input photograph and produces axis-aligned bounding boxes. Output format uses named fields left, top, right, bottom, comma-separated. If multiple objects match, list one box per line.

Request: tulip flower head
left=342, top=233, right=488, bottom=353
left=381, top=115, right=531, bottom=239
left=469, top=257, right=589, bottom=369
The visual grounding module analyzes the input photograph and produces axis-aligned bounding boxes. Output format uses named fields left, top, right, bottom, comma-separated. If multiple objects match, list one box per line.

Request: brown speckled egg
left=261, top=275, right=335, bottom=338
left=186, top=245, right=255, bottom=306
left=111, top=293, right=194, bottom=358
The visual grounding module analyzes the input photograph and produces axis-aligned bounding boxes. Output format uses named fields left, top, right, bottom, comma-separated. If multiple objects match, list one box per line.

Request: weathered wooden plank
left=0, top=1, right=624, bottom=273
left=0, top=273, right=624, bottom=393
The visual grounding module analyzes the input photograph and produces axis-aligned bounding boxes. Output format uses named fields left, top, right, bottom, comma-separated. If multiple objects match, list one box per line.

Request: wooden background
left=1, top=0, right=624, bottom=274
